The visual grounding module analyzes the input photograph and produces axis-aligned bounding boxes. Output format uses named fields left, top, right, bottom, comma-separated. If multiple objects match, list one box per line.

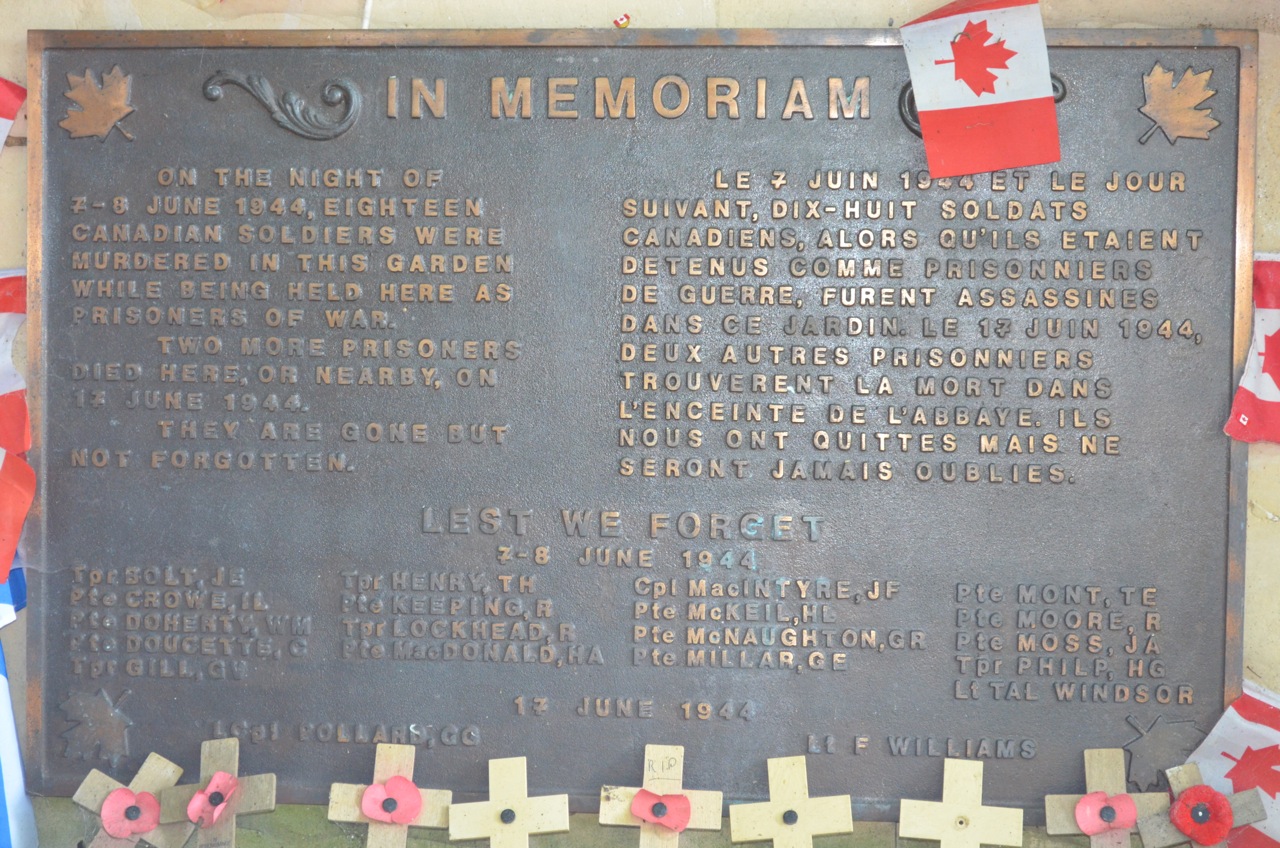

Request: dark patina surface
left=26, top=30, right=1253, bottom=818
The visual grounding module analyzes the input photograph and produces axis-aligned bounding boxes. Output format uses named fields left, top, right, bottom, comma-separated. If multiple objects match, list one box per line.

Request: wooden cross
left=448, top=756, right=569, bottom=848
left=158, top=738, right=276, bottom=848
left=728, top=755, right=853, bottom=848
left=1137, top=762, right=1267, bottom=848
left=600, top=743, right=723, bottom=847
left=1045, top=748, right=1169, bottom=848
left=328, top=742, right=451, bottom=848
left=898, top=758, right=1023, bottom=848
left=72, top=752, right=194, bottom=848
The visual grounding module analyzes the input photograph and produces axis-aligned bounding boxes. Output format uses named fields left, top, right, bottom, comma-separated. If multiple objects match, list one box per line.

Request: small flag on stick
left=900, top=0, right=1060, bottom=178
left=1225, top=256, right=1280, bottom=443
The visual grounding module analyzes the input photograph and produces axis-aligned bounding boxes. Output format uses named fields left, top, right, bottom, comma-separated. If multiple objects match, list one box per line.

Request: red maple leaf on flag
left=935, top=20, right=1018, bottom=96
left=1263, top=328, right=1280, bottom=391
left=1222, top=744, right=1280, bottom=798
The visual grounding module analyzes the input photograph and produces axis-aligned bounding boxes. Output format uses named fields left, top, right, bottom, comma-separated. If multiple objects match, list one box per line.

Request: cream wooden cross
left=328, top=742, right=451, bottom=848
left=448, top=756, right=569, bottom=848
left=600, top=743, right=723, bottom=847
left=1137, top=762, right=1267, bottom=848
left=72, top=752, right=194, bottom=848
left=1045, top=748, right=1169, bottom=848
left=899, top=759, right=1023, bottom=848
left=158, top=738, right=276, bottom=848
left=728, top=755, right=853, bottom=848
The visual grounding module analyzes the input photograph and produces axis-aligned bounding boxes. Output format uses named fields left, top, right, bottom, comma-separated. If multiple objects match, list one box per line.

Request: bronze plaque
left=26, top=30, right=1253, bottom=818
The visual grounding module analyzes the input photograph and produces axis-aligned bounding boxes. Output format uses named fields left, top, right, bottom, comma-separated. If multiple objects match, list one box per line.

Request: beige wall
left=1, top=0, right=1277, bottom=830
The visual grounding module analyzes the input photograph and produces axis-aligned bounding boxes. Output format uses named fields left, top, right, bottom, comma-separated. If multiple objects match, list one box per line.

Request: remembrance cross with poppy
left=599, top=743, right=724, bottom=847
left=1045, top=748, right=1170, bottom=848
left=158, top=737, right=277, bottom=848
left=72, top=752, right=194, bottom=848
left=327, top=742, right=451, bottom=847
left=1138, top=762, right=1267, bottom=848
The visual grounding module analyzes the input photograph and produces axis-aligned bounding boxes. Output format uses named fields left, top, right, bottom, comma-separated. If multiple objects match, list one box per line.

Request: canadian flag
left=1188, top=681, right=1280, bottom=848
left=1225, top=256, right=1280, bottom=442
left=900, top=0, right=1060, bottom=178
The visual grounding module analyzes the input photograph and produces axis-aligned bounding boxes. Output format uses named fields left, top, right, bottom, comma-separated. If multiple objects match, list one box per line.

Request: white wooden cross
left=158, top=738, right=276, bottom=848
left=72, top=752, right=193, bottom=848
left=728, top=755, right=853, bottom=848
left=600, top=743, right=723, bottom=847
left=1137, top=762, right=1267, bottom=848
left=1045, top=748, right=1169, bottom=848
left=328, top=742, right=452, bottom=848
left=898, top=758, right=1023, bottom=848
left=448, top=756, right=569, bottom=848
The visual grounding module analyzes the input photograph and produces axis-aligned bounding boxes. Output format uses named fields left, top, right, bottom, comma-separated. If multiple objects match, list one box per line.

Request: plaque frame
left=24, top=28, right=1255, bottom=812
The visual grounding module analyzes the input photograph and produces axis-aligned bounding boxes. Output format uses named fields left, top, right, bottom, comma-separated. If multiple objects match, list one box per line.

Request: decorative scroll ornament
left=202, top=71, right=360, bottom=140
left=898, top=74, right=1066, bottom=138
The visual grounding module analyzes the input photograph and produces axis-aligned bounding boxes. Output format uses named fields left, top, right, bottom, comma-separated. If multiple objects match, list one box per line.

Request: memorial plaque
left=25, top=30, right=1254, bottom=819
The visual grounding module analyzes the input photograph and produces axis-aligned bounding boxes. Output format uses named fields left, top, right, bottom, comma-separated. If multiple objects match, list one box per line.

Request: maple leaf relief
left=1139, top=63, right=1220, bottom=145
left=59, top=65, right=135, bottom=141
left=1124, top=714, right=1206, bottom=791
left=935, top=19, right=1018, bottom=96
left=1262, top=328, right=1280, bottom=392
left=59, top=688, right=133, bottom=769
left=1223, top=744, right=1280, bottom=799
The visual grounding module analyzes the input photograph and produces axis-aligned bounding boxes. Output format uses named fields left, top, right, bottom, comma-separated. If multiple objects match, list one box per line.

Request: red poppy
left=1074, top=791, right=1138, bottom=835
left=100, top=787, right=160, bottom=839
left=187, top=771, right=239, bottom=828
left=630, top=788, right=692, bottom=832
left=360, top=775, right=423, bottom=825
left=1170, top=784, right=1234, bottom=846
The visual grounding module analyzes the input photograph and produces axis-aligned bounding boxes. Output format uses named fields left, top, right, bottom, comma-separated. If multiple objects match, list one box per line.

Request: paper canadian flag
left=900, top=0, right=1060, bottom=178
left=0, top=78, right=23, bottom=155
left=0, top=447, right=32, bottom=584
left=1225, top=255, right=1280, bottom=443
left=0, top=274, right=31, bottom=584
left=1188, top=680, right=1280, bottom=848
left=0, top=275, right=29, bottom=455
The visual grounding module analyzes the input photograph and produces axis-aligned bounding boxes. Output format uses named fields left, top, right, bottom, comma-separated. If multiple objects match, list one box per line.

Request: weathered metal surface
left=25, top=29, right=1253, bottom=819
